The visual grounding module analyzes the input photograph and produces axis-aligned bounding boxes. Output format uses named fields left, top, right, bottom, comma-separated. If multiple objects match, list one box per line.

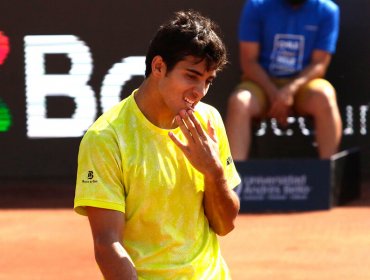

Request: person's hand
left=268, top=85, right=295, bottom=126
left=169, top=109, right=223, bottom=178
left=278, top=84, right=295, bottom=107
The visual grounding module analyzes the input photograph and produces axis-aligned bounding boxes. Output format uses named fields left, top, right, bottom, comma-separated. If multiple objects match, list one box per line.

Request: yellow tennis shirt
left=74, top=90, right=241, bottom=279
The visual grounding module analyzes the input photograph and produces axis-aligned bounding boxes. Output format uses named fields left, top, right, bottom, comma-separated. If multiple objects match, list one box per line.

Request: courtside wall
left=0, top=0, right=369, bottom=181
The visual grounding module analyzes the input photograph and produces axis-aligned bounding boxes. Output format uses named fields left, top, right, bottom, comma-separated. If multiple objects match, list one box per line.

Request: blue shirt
left=239, top=0, right=340, bottom=77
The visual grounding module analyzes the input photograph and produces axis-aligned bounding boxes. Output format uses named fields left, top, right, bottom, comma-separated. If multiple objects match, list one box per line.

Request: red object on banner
left=0, top=31, right=10, bottom=65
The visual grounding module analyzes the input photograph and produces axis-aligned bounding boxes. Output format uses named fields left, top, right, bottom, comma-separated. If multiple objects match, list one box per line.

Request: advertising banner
left=0, top=0, right=369, bottom=181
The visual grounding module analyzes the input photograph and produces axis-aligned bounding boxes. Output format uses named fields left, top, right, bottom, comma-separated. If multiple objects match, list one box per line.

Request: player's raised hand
left=168, top=109, right=223, bottom=177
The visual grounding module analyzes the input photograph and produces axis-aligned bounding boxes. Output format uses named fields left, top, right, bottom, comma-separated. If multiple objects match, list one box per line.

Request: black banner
left=0, top=0, right=369, bottom=180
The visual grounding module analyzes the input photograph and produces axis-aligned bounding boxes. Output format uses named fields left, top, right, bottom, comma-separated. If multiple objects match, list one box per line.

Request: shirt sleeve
left=74, top=119, right=126, bottom=216
left=213, top=110, right=241, bottom=190
left=239, top=0, right=261, bottom=42
left=315, top=3, right=340, bottom=53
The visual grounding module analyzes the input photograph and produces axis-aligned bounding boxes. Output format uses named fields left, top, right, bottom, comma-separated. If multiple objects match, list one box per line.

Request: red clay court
left=0, top=180, right=369, bottom=280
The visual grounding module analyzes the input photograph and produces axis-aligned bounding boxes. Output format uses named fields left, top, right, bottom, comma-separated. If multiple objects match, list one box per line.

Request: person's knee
left=314, top=87, right=338, bottom=111
left=303, top=80, right=339, bottom=114
left=227, top=90, right=254, bottom=113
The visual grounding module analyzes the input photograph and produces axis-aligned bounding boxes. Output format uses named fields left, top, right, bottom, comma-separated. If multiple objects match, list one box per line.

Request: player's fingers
left=207, top=119, right=217, bottom=143
left=175, top=115, right=195, bottom=143
left=179, top=110, right=203, bottom=143
left=187, top=110, right=208, bottom=141
left=168, top=131, right=188, bottom=152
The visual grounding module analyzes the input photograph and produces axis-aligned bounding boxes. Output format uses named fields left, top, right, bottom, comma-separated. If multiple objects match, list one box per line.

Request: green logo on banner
left=0, top=99, right=12, bottom=132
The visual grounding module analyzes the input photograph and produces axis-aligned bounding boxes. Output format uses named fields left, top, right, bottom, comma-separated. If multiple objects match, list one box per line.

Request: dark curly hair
left=144, top=10, right=228, bottom=77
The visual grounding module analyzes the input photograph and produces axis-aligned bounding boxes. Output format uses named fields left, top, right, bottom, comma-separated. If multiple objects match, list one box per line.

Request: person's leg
left=225, top=82, right=267, bottom=161
left=294, top=79, right=342, bottom=159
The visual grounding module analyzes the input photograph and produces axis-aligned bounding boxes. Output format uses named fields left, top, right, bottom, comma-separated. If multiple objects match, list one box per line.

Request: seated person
left=225, top=0, right=342, bottom=161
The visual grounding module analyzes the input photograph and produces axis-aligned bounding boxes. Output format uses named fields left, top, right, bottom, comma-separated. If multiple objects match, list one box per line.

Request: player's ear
left=151, top=55, right=166, bottom=77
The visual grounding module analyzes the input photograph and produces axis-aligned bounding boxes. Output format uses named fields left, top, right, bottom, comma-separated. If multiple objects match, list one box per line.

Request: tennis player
left=74, top=10, right=240, bottom=279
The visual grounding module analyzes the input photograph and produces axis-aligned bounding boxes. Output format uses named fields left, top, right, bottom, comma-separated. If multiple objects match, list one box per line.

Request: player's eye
left=187, top=74, right=197, bottom=80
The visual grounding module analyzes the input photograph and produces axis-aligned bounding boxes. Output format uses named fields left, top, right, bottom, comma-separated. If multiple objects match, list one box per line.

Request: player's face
left=158, top=56, right=216, bottom=116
